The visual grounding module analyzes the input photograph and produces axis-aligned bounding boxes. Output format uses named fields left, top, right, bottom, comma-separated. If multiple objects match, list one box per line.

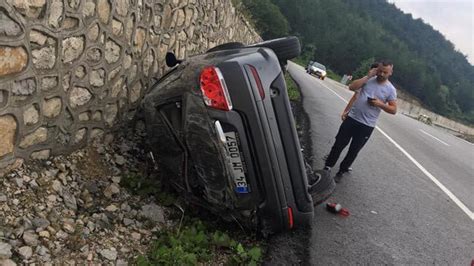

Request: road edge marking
left=311, top=77, right=474, bottom=221
left=419, top=129, right=450, bottom=146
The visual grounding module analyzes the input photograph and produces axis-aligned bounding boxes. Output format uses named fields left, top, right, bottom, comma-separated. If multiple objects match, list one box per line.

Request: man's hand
left=341, top=111, right=349, bottom=121
left=367, top=67, right=377, bottom=78
left=368, top=98, right=397, bottom=114
left=368, top=98, right=384, bottom=108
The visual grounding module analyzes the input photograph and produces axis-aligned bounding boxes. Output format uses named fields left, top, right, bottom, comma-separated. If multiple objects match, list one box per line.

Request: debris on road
left=326, top=202, right=350, bottom=217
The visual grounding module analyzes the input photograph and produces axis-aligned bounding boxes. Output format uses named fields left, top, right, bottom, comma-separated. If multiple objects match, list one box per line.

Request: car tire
left=249, top=36, right=301, bottom=62
left=307, top=168, right=335, bottom=205
left=206, top=42, right=244, bottom=53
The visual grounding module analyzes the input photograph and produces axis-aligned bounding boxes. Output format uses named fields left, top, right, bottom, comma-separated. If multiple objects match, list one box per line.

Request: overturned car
left=142, top=37, right=334, bottom=235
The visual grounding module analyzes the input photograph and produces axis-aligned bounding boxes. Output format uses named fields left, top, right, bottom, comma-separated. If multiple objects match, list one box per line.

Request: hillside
left=238, top=0, right=474, bottom=125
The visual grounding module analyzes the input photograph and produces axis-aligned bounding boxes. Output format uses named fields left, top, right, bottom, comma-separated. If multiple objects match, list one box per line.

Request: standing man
left=324, top=60, right=397, bottom=182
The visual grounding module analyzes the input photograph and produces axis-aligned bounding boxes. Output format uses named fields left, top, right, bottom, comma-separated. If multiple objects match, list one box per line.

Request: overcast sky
left=388, top=0, right=474, bottom=65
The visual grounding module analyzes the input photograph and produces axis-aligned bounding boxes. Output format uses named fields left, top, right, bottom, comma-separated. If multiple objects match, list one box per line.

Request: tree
left=241, top=0, right=289, bottom=40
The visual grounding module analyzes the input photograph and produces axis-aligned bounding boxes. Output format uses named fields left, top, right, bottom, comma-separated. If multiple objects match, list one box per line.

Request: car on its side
left=141, top=37, right=334, bottom=235
left=307, top=61, right=327, bottom=80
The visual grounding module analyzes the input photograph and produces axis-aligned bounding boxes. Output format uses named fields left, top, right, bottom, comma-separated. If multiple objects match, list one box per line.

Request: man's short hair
left=379, top=59, right=393, bottom=66
left=370, top=62, right=379, bottom=69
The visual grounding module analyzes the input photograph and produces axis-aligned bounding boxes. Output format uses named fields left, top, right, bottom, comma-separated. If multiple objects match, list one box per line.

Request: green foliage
left=246, top=0, right=474, bottom=125
left=240, top=0, right=289, bottom=39
left=326, top=70, right=341, bottom=81
left=136, top=220, right=262, bottom=265
left=120, top=173, right=176, bottom=206
left=121, top=172, right=158, bottom=196
left=285, top=72, right=301, bottom=102
left=352, top=57, right=376, bottom=80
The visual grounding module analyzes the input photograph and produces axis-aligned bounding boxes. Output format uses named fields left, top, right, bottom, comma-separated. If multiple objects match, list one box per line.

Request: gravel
left=0, top=122, right=171, bottom=264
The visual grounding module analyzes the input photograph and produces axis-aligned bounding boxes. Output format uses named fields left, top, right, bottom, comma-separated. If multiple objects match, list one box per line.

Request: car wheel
left=249, top=36, right=301, bottom=62
left=307, top=167, right=335, bottom=205
left=206, top=42, right=244, bottom=53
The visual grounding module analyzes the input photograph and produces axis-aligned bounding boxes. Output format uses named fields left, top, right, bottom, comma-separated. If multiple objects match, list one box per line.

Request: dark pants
left=325, top=116, right=374, bottom=172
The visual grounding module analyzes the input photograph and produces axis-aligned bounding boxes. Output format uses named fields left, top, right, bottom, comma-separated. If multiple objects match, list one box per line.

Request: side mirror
left=165, top=52, right=182, bottom=67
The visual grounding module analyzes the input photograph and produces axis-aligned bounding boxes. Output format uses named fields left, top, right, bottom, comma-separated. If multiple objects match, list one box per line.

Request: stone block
left=23, top=104, right=39, bottom=125
left=32, top=46, right=56, bottom=69
left=30, top=149, right=50, bottom=160
left=19, top=127, right=48, bottom=148
left=11, top=0, right=46, bottom=19
left=62, top=36, right=85, bottom=63
left=105, top=39, right=120, bottom=64
left=0, top=46, right=28, bottom=76
left=43, top=97, right=62, bottom=118
left=0, top=115, right=17, bottom=157
left=48, top=0, right=63, bottom=28
left=0, top=9, right=22, bottom=37
left=12, top=78, right=36, bottom=96
left=40, top=76, right=58, bottom=91
left=69, top=87, right=92, bottom=108
left=97, top=0, right=111, bottom=24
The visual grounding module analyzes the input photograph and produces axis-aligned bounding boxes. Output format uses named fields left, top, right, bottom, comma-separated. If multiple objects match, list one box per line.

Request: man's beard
left=376, top=75, right=387, bottom=82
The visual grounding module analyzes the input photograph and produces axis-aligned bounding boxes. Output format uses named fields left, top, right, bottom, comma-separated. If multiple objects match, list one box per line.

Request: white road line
left=419, top=129, right=450, bottom=146
left=313, top=79, right=474, bottom=221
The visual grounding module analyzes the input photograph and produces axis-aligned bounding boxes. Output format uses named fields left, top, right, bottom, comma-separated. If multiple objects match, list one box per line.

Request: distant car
left=142, top=37, right=334, bottom=235
left=307, top=61, right=327, bottom=80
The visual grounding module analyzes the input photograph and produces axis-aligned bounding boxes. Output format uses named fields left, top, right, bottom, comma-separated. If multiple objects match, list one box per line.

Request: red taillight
left=287, top=207, right=294, bottom=229
left=200, top=66, right=232, bottom=111
left=247, top=65, right=265, bottom=100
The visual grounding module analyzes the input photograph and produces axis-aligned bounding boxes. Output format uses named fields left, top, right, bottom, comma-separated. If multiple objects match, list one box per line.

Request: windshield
left=312, top=62, right=326, bottom=70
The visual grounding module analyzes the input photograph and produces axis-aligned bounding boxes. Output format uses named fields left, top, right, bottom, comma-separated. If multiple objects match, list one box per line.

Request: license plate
left=224, top=131, right=249, bottom=194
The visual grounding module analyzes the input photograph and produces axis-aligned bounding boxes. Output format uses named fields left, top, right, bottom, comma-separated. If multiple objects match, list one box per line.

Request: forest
left=238, top=0, right=474, bottom=125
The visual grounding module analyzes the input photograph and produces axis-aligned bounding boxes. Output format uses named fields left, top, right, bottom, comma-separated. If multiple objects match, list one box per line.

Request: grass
left=285, top=72, right=301, bottom=102
left=136, top=219, right=263, bottom=265
left=326, top=70, right=342, bottom=81
left=120, top=173, right=263, bottom=265
left=292, top=57, right=342, bottom=82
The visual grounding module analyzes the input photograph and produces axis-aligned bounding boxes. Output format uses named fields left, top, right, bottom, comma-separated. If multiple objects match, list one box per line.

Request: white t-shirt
left=348, top=77, right=397, bottom=127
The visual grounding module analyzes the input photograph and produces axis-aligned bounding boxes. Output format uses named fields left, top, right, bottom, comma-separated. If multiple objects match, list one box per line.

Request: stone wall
left=0, top=0, right=261, bottom=169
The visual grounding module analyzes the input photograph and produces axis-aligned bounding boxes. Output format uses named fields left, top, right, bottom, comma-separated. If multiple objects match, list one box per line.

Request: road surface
left=265, top=62, right=473, bottom=265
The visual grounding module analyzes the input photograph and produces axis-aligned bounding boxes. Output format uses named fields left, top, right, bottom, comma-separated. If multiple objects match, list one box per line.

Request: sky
left=388, top=0, right=474, bottom=65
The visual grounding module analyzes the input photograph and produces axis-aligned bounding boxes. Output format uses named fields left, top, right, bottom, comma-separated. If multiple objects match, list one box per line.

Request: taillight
left=247, top=65, right=265, bottom=100
left=200, top=66, right=232, bottom=111
left=287, top=207, right=294, bottom=229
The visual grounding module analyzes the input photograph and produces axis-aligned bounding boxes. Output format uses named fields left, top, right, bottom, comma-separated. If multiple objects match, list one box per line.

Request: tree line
left=239, top=0, right=474, bottom=125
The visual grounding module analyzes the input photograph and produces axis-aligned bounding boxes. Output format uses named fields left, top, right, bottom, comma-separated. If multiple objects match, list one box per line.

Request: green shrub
left=285, top=73, right=300, bottom=102
left=136, top=220, right=262, bottom=265
left=326, top=70, right=341, bottom=81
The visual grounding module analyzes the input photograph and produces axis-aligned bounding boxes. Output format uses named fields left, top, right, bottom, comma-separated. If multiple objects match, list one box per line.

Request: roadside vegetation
left=120, top=171, right=263, bottom=265
left=136, top=219, right=262, bottom=265
left=238, top=0, right=474, bottom=126
left=285, top=72, right=300, bottom=102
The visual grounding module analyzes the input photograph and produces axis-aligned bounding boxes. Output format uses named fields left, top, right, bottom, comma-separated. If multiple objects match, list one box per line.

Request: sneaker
left=334, top=168, right=352, bottom=183
left=334, top=171, right=344, bottom=183
left=339, top=167, right=352, bottom=174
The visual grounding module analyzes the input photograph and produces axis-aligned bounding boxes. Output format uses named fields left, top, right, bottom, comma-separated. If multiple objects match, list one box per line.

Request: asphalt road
left=287, top=61, right=474, bottom=264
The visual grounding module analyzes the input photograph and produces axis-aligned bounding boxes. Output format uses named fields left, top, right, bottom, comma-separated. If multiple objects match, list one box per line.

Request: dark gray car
left=142, top=37, right=334, bottom=235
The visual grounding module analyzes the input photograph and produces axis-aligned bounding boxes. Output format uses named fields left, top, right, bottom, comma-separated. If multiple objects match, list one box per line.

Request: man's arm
left=369, top=99, right=397, bottom=114
left=348, top=68, right=377, bottom=91
left=341, top=91, right=358, bottom=120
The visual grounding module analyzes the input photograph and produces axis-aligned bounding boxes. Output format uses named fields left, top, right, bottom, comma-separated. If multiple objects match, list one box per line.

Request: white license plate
left=224, top=131, right=249, bottom=193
